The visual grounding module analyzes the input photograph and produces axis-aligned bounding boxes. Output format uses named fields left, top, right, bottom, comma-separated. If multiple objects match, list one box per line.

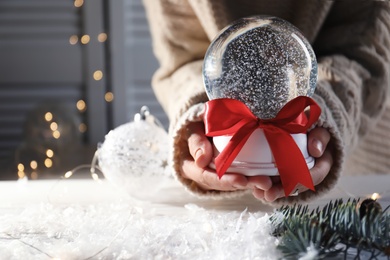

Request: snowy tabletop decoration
left=0, top=175, right=389, bottom=259
left=202, top=16, right=321, bottom=196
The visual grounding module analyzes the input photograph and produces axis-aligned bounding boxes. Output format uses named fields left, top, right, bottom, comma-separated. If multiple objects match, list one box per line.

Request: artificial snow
left=1, top=174, right=389, bottom=259
left=0, top=179, right=280, bottom=259
left=0, top=202, right=280, bottom=259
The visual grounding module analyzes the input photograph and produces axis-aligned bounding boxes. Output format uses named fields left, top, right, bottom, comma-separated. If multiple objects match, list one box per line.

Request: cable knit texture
left=143, top=0, right=390, bottom=205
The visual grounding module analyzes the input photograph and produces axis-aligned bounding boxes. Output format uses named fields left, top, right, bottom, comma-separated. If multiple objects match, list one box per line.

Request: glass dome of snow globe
left=203, top=15, right=317, bottom=119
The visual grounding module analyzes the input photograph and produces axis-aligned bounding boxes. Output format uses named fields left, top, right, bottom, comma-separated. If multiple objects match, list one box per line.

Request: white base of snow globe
left=209, top=129, right=314, bottom=176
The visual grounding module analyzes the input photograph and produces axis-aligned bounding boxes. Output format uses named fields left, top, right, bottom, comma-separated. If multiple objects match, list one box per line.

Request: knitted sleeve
left=142, top=0, right=210, bottom=126
left=278, top=1, right=390, bottom=204
left=314, top=1, right=390, bottom=149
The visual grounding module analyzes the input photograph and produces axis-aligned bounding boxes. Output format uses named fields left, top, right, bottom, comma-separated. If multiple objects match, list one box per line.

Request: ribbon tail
left=214, top=124, right=256, bottom=178
left=264, top=129, right=315, bottom=196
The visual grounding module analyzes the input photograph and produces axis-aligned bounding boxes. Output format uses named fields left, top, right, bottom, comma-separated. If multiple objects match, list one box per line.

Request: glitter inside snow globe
left=203, top=16, right=318, bottom=176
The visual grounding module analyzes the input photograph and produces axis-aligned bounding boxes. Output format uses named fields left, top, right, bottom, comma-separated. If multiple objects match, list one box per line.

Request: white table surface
left=0, top=175, right=388, bottom=259
left=0, top=175, right=388, bottom=209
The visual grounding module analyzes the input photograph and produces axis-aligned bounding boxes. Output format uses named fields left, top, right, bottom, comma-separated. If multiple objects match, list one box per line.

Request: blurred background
left=0, top=0, right=167, bottom=180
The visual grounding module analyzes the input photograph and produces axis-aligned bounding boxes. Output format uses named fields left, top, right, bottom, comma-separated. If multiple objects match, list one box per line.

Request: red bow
left=204, top=96, right=321, bottom=196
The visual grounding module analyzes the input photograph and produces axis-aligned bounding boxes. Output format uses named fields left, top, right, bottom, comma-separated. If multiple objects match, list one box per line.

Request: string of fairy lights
left=16, top=0, right=113, bottom=180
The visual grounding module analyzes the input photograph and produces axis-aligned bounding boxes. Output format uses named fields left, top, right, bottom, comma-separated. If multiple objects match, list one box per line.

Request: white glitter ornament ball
left=98, top=107, right=170, bottom=199
left=203, top=15, right=317, bottom=119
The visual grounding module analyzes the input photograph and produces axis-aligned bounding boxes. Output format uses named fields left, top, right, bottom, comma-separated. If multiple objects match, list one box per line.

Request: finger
left=283, top=149, right=332, bottom=195
left=187, top=123, right=213, bottom=168
left=252, top=188, right=265, bottom=200
left=308, top=127, right=331, bottom=157
left=250, top=174, right=285, bottom=202
left=310, top=148, right=333, bottom=186
left=264, top=148, right=334, bottom=201
left=182, top=159, right=248, bottom=191
left=263, top=183, right=285, bottom=202
left=247, top=175, right=273, bottom=190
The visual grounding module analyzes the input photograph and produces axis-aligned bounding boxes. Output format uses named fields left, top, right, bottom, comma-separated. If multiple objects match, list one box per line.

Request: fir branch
left=270, top=198, right=390, bottom=259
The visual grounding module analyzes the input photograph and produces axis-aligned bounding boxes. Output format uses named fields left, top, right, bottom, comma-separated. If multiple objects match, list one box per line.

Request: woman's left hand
left=250, top=127, right=333, bottom=202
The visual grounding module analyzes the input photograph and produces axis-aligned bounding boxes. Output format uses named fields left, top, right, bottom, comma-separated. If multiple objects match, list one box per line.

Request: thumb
left=187, top=122, right=214, bottom=168
left=308, top=127, right=331, bottom=158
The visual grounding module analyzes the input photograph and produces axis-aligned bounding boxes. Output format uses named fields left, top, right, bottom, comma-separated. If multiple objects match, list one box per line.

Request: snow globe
left=202, top=16, right=319, bottom=181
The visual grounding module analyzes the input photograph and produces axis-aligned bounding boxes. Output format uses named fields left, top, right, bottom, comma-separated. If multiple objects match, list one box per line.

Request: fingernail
left=255, top=185, right=268, bottom=191
left=195, top=148, right=203, bottom=161
left=256, top=183, right=272, bottom=191
left=313, top=138, right=323, bottom=154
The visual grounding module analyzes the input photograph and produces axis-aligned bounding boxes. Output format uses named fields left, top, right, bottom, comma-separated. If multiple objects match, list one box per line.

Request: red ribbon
left=204, top=96, right=321, bottom=196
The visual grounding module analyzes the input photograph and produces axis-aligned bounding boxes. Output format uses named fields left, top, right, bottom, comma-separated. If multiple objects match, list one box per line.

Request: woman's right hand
left=181, top=121, right=251, bottom=191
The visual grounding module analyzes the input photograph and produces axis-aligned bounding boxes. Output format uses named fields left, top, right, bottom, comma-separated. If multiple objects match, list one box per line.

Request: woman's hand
left=251, top=127, right=333, bottom=202
left=181, top=121, right=273, bottom=193
left=181, top=122, right=253, bottom=191
left=181, top=121, right=333, bottom=202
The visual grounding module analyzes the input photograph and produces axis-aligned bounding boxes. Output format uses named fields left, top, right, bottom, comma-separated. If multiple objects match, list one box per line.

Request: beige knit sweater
left=143, top=0, right=390, bottom=204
